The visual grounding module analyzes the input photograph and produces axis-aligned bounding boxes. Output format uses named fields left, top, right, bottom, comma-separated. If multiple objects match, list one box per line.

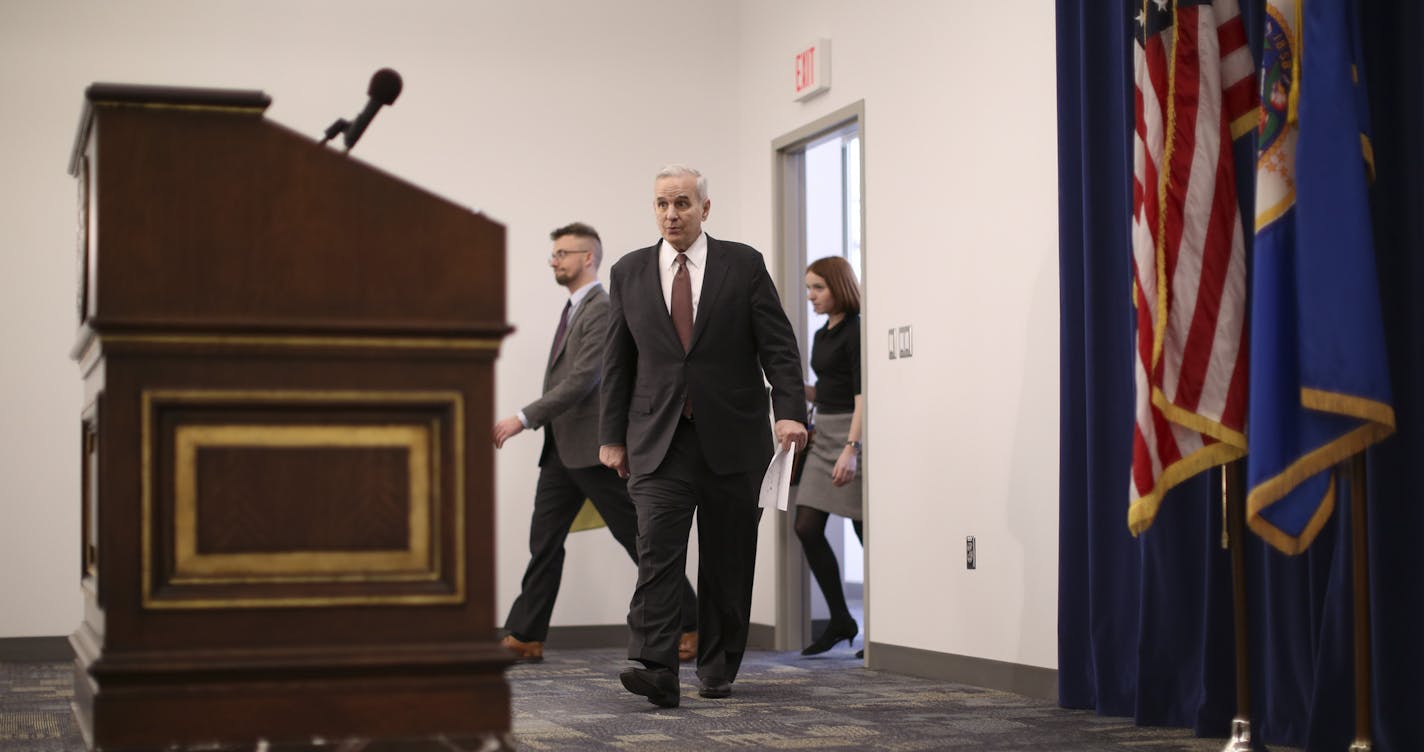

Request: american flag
left=1128, top=0, right=1257, bottom=535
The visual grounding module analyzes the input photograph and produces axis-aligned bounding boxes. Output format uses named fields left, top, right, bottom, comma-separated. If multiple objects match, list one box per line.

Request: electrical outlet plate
left=966, top=535, right=976, bottom=569
left=898, top=325, right=913, bottom=358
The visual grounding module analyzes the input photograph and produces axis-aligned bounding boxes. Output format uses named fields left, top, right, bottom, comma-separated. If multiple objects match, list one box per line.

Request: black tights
left=794, top=506, right=864, bottom=625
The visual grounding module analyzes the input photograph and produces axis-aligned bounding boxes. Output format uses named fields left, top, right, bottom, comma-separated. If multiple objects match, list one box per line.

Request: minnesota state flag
left=1248, top=0, right=1395, bottom=554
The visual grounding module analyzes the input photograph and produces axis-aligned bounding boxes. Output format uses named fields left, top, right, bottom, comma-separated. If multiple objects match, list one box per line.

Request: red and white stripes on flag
left=1128, top=0, right=1257, bottom=535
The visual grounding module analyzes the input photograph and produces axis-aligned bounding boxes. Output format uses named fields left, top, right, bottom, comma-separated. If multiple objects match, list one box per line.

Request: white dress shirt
left=564, top=278, right=601, bottom=319
left=658, top=232, right=707, bottom=320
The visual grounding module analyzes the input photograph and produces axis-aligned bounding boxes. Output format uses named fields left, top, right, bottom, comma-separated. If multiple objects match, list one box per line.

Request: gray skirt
left=794, top=410, right=862, bottom=520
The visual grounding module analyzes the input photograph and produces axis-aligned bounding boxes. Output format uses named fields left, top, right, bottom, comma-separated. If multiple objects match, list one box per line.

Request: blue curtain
left=1056, top=1, right=1424, bottom=750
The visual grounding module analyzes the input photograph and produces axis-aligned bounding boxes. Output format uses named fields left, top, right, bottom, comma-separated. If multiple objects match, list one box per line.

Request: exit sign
left=793, top=38, right=831, bottom=101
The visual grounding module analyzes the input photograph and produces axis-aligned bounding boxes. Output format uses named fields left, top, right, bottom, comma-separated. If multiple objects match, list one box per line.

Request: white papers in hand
left=758, top=442, right=796, bottom=511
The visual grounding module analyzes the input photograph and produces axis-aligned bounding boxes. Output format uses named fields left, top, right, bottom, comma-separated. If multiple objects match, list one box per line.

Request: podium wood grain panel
left=192, top=444, right=413, bottom=555
left=141, top=390, right=458, bottom=608
left=79, top=95, right=504, bottom=335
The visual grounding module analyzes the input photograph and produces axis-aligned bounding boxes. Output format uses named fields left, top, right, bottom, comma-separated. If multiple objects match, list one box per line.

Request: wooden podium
left=67, top=83, right=513, bottom=750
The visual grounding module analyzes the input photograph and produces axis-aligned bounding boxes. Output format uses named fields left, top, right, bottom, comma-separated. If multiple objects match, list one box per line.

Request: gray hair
left=655, top=164, right=708, bottom=202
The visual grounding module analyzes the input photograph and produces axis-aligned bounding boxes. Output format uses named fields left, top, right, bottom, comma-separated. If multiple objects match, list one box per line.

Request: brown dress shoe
left=500, top=634, right=544, bottom=663
left=678, top=631, right=698, bottom=662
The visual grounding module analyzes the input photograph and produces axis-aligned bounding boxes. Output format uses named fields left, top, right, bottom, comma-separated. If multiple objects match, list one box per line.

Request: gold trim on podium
left=141, top=389, right=466, bottom=610
left=75, top=333, right=502, bottom=378
left=170, top=424, right=433, bottom=579
left=93, top=101, right=268, bottom=115
left=102, top=333, right=502, bottom=350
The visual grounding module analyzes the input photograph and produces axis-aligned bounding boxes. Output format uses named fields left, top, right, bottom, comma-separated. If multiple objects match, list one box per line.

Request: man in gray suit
left=601, top=167, right=807, bottom=707
left=494, top=222, right=697, bottom=663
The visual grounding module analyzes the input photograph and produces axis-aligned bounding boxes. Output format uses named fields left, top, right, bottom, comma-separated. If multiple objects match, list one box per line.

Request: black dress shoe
left=620, top=666, right=680, bottom=708
left=801, top=618, right=858, bottom=656
left=698, top=677, right=731, bottom=699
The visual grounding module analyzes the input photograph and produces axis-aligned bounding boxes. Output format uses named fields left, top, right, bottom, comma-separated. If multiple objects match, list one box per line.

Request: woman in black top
left=796, top=256, right=864, bottom=656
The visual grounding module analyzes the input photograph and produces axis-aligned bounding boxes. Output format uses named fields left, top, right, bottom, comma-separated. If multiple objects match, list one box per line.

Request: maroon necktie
left=672, top=253, right=693, bottom=350
left=672, top=253, right=693, bottom=416
left=547, top=300, right=572, bottom=367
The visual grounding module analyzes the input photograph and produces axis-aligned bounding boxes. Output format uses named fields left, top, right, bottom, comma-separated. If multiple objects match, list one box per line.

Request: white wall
left=0, top=0, right=1060, bottom=675
left=733, top=1, right=1061, bottom=669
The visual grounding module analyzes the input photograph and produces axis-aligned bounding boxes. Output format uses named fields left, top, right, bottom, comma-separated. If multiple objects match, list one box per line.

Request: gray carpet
left=2, top=649, right=1288, bottom=751
left=0, top=662, right=78, bottom=751
left=509, top=647, right=1262, bottom=751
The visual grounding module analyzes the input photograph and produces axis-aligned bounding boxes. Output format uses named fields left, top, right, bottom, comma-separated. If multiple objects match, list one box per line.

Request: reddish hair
left=806, top=256, right=860, bottom=316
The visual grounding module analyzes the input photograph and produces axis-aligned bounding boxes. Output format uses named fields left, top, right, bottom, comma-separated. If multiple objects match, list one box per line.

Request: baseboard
left=0, top=635, right=74, bottom=662
left=866, top=641, right=1057, bottom=702
left=543, top=622, right=777, bottom=651
left=541, top=624, right=628, bottom=649
left=9, top=630, right=1053, bottom=702
left=7, top=627, right=768, bottom=660
left=746, top=622, right=774, bottom=650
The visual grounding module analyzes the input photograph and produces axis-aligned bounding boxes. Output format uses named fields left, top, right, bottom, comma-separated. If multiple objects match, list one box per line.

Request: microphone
left=319, top=118, right=350, bottom=146
left=341, top=68, right=402, bottom=151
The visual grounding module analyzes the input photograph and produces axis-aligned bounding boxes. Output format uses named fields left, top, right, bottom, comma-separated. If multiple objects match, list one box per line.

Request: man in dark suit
left=494, top=222, right=697, bottom=663
left=600, top=167, right=807, bottom=707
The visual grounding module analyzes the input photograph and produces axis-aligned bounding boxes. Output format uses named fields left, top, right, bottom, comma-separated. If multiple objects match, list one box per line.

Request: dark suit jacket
left=600, top=236, right=806, bottom=475
left=523, top=284, right=610, bottom=470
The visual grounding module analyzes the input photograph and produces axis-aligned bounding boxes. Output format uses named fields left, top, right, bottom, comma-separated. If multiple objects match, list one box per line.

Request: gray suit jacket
left=523, top=284, right=610, bottom=469
left=600, top=236, right=806, bottom=476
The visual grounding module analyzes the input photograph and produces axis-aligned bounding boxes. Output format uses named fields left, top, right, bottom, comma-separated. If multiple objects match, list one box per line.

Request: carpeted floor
left=0, top=662, right=79, bottom=751
left=2, top=648, right=1287, bottom=751
left=508, top=647, right=1262, bottom=751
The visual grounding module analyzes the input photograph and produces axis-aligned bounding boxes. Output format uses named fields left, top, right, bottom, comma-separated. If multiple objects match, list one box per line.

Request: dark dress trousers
left=600, top=236, right=806, bottom=681
left=504, top=284, right=696, bottom=642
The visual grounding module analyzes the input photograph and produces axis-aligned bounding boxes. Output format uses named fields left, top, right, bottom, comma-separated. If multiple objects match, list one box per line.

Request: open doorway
left=771, top=102, right=866, bottom=657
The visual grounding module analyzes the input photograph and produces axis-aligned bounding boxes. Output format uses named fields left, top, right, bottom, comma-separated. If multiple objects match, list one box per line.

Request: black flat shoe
left=698, top=677, right=732, bottom=699
left=620, top=666, right=680, bottom=708
left=801, top=619, right=858, bottom=656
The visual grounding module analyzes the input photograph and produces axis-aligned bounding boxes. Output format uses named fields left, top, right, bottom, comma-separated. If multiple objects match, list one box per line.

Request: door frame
left=770, top=100, right=867, bottom=653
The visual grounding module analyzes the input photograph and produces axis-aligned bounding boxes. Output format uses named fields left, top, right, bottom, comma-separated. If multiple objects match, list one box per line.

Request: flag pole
left=1347, top=454, right=1373, bottom=752
left=1220, top=459, right=1255, bottom=752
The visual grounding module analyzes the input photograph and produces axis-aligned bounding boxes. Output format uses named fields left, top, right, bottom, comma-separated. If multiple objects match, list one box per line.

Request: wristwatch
left=844, top=440, right=861, bottom=453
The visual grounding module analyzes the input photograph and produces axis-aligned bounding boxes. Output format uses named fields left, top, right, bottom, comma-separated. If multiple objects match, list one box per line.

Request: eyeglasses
left=550, top=249, right=592, bottom=261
